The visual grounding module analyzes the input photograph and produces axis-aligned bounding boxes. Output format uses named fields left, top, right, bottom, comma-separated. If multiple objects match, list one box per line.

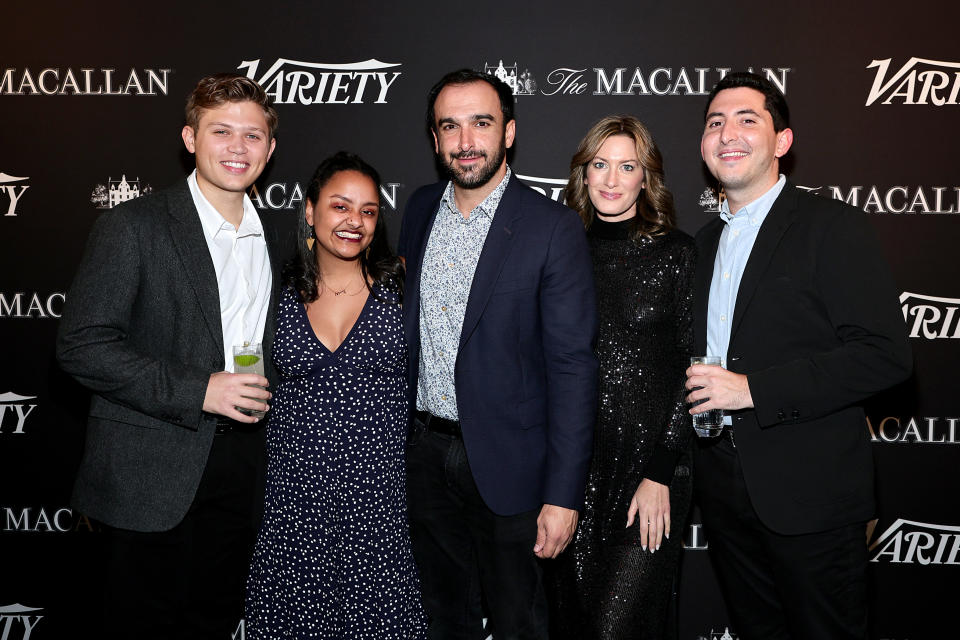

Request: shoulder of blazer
left=501, top=175, right=577, bottom=224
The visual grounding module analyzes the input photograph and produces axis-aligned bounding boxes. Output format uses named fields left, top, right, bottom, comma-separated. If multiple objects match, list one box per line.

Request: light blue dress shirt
left=706, top=175, right=786, bottom=425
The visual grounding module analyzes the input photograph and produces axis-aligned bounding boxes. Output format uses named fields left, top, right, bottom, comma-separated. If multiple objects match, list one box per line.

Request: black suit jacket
left=692, top=181, right=911, bottom=535
left=57, top=181, right=284, bottom=532
left=399, top=177, right=598, bottom=516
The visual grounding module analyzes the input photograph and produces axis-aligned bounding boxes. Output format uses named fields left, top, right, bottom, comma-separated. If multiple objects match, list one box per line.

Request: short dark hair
left=705, top=71, right=790, bottom=132
left=284, top=152, right=403, bottom=304
left=425, top=69, right=515, bottom=134
left=185, top=73, right=279, bottom=139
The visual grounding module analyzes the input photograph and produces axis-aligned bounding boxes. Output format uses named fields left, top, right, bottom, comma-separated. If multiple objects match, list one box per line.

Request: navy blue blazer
left=399, top=177, right=598, bottom=516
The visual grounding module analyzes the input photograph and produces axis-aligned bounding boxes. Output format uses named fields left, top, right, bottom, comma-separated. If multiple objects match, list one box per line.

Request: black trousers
left=696, top=436, right=869, bottom=640
left=100, top=430, right=262, bottom=640
left=406, top=423, right=549, bottom=640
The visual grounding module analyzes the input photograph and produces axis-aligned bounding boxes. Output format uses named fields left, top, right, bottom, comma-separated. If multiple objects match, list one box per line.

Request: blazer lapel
left=404, top=189, right=444, bottom=350
left=730, top=183, right=800, bottom=339
left=693, top=219, right=724, bottom=354
left=165, top=183, right=223, bottom=350
left=459, top=178, right=522, bottom=350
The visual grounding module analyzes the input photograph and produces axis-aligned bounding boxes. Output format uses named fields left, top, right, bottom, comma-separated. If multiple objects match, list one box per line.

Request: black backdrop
left=2, top=2, right=957, bottom=638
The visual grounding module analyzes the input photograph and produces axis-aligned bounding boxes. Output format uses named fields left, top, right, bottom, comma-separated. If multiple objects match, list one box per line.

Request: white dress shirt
left=187, top=170, right=272, bottom=372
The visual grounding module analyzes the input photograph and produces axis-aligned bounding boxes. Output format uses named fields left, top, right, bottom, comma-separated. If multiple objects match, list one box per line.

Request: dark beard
left=442, top=139, right=507, bottom=189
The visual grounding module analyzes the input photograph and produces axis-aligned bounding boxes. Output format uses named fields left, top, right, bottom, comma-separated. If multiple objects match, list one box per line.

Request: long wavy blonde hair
left=566, top=115, right=676, bottom=240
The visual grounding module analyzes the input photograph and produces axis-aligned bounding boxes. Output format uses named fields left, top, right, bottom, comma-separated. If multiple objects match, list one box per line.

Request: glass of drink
left=690, top=356, right=723, bottom=437
left=233, top=342, right=266, bottom=419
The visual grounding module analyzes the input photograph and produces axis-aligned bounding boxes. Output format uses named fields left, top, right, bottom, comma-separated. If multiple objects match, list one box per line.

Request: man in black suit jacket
left=685, top=72, right=911, bottom=639
left=399, top=69, right=597, bottom=639
left=57, top=74, right=281, bottom=639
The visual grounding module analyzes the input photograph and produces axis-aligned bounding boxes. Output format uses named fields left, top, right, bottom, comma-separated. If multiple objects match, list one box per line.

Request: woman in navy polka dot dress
left=246, top=152, right=426, bottom=638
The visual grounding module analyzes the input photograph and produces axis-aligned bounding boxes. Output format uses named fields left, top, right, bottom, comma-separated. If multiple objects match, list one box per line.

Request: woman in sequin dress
left=547, top=117, right=696, bottom=639
left=245, top=152, right=426, bottom=639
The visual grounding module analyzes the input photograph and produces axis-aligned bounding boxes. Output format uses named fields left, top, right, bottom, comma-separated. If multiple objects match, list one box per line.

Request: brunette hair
left=283, top=151, right=403, bottom=303
left=705, top=71, right=790, bottom=132
left=425, top=68, right=515, bottom=134
left=184, top=73, right=278, bottom=139
left=566, top=115, right=676, bottom=239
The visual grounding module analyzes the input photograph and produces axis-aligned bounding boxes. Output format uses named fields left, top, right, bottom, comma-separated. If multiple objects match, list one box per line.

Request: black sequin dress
left=547, top=219, right=696, bottom=640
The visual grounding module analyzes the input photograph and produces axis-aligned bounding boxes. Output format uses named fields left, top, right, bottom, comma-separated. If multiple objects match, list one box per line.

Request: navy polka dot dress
left=246, top=282, right=426, bottom=638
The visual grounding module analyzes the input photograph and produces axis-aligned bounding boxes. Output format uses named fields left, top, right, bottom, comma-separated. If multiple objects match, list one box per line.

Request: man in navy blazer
left=685, top=72, right=911, bottom=639
left=399, top=69, right=598, bottom=639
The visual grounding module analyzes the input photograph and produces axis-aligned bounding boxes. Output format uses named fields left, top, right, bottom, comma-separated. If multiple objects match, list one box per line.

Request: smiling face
left=305, top=170, right=379, bottom=264
left=181, top=100, right=275, bottom=210
left=584, top=134, right=645, bottom=222
left=431, top=81, right=515, bottom=193
left=701, top=86, right=793, bottom=210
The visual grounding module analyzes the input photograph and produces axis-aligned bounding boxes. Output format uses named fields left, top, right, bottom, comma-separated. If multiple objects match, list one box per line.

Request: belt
left=415, top=410, right=461, bottom=437
left=215, top=417, right=262, bottom=435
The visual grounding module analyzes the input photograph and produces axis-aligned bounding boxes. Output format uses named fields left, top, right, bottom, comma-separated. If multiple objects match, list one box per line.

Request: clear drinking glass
left=233, top=342, right=266, bottom=419
left=690, top=356, right=724, bottom=437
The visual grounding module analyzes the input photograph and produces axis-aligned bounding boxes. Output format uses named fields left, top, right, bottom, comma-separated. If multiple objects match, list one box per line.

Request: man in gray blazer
left=57, top=73, right=281, bottom=639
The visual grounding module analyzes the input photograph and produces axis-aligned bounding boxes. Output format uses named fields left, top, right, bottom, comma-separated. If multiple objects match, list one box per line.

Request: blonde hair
left=566, top=115, right=675, bottom=239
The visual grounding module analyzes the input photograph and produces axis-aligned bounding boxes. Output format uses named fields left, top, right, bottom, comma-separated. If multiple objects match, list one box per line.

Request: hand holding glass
left=690, top=356, right=724, bottom=437
left=233, top=343, right=267, bottom=419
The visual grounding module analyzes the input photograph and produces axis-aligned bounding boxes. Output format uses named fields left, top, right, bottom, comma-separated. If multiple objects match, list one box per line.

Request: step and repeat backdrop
left=2, top=2, right=956, bottom=638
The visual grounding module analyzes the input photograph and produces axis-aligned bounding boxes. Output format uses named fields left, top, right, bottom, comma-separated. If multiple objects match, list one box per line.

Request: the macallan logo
left=0, top=68, right=169, bottom=96
left=0, top=604, right=43, bottom=640
left=2, top=507, right=100, bottom=533
left=592, top=66, right=789, bottom=96
left=0, top=293, right=65, bottom=319
left=699, top=187, right=726, bottom=213
left=515, top=174, right=567, bottom=203
left=867, top=416, right=960, bottom=444
left=1, top=174, right=29, bottom=217
left=237, top=58, right=401, bottom=105
left=694, top=628, right=738, bottom=640
left=809, top=185, right=960, bottom=214
left=866, top=57, right=960, bottom=106
left=869, top=519, right=960, bottom=564
left=0, top=393, right=37, bottom=435
left=251, top=182, right=401, bottom=212
left=899, top=292, right=960, bottom=339
left=484, top=60, right=537, bottom=96
left=91, top=175, right=153, bottom=209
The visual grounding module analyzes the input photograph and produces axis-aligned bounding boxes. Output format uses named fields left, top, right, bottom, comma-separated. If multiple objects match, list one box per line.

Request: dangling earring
left=306, top=228, right=315, bottom=251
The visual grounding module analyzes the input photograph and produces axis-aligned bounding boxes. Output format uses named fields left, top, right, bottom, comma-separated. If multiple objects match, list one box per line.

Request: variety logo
left=2, top=507, right=100, bottom=533
left=90, top=174, right=153, bottom=209
left=868, top=416, right=960, bottom=444
left=0, top=604, right=43, bottom=640
left=0, top=392, right=37, bottom=435
left=484, top=60, right=537, bottom=96
left=515, top=174, right=567, bottom=203
left=237, top=58, right=401, bottom=105
left=866, top=57, right=960, bottom=106
left=870, top=519, right=960, bottom=565
left=809, top=185, right=960, bottom=214
left=1, top=173, right=29, bottom=217
left=899, top=292, right=960, bottom=339
left=250, top=182, right=402, bottom=212
left=694, top=628, right=738, bottom=640
left=0, top=67, right=169, bottom=96
left=0, top=293, right=65, bottom=319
